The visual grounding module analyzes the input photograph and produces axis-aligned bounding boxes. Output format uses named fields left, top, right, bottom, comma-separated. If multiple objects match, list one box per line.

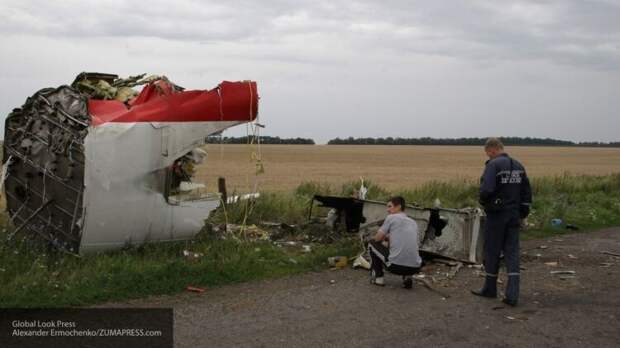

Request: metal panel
left=360, top=200, right=485, bottom=263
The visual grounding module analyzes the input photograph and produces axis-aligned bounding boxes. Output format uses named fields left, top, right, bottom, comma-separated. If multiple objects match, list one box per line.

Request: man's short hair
left=389, top=196, right=406, bottom=211
left=485, top=137, right=504, bottom=150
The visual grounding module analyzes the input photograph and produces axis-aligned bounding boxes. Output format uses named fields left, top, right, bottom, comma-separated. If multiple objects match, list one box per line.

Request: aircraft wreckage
left=311, top=195, right=485, bottom=263
left=3, top=72, right=258, bottom=253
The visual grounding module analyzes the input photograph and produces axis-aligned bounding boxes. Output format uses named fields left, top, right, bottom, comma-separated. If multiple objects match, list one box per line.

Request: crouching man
left=369, top=196, right=423, bottom=289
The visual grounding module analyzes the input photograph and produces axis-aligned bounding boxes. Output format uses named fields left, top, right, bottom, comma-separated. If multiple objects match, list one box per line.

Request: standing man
left=368, top=196, right=423, bottom=289
left=472, top=138, right=532, bottom=306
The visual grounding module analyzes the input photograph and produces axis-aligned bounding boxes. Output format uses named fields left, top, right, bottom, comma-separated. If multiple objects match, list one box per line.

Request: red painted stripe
left=89, top=81, right=258, bottom=126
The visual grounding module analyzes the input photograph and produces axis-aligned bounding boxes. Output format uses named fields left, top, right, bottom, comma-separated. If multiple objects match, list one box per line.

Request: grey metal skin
left=359, top=200, right=485, bottom=263
left=3, top=86, right=248, bottom=254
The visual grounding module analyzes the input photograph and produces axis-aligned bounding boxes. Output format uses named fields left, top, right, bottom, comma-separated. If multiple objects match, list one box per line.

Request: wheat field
left=195, top=145, right=620, bottom=192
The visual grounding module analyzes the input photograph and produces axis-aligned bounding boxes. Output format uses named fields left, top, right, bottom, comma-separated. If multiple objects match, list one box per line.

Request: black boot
left=504, top=274, right=520, bottom=305
left=471, top=275, right=498, bottom=298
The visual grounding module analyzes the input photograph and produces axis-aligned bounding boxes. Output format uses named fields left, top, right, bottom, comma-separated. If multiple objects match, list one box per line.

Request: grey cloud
left=0, top=0, right=618, bottom=143
left=1, top=0, right=618, bottom=69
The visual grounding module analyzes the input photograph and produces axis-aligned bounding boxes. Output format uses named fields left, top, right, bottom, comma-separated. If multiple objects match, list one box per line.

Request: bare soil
left=111, top=228, right=620, bottom=347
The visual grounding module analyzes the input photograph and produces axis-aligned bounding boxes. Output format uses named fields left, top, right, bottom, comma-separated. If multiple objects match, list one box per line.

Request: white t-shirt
left=380, top=212, right=422, bottom=268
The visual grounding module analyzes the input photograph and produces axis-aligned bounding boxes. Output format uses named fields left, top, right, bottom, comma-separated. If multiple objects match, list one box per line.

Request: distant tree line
left=327, top=137, right=620, bottom=147
left=206, top=136, right=315, bottom=145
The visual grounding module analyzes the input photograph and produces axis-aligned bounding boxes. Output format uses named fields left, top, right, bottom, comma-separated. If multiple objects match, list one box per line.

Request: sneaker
left=402, top=276, right=413, bottom=289
left=373, top=277, right=385, bottom=286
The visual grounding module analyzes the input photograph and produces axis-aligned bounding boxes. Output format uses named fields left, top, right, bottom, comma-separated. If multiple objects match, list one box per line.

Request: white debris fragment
left=352, top=255, right=371, bottom=270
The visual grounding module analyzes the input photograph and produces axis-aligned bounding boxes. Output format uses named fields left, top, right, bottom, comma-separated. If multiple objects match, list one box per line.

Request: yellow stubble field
left=195, top=145, right=620, bottom=192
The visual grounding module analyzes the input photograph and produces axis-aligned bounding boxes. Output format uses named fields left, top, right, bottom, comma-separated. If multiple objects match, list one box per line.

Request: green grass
left=1, top=173, right=619, bottom=307
left=0, top=235, right=359, bottom=307
left=212, top=173, right=620, bottom=239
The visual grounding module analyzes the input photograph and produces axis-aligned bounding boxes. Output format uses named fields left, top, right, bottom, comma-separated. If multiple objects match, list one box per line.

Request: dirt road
left=115, top=229, right=620, bottom=347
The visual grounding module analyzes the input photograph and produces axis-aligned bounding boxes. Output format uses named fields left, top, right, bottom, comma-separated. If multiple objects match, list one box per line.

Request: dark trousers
left=482, top=209, right=521, bottom=301
left=368, top=240, right=420, bottom=277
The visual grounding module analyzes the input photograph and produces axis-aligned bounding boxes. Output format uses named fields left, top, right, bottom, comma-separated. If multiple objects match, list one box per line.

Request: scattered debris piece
left=539, top=245, right=549, bottom=250
left=413, top=275, right=451, bottom=298
left=352, top=255, right=371, bottom=270
left=506, top=316, right=516, bottom=320
left=550, top=270, right=576, bottom=275
left=328, top=256, right=348, bottom=269
left=183, top=250, right=204, bottom=261
left=329, top=280, right=336, bottom=285
left=302, top=245, right=312, bottom=253
left=288, top=258, right=299, bottom=265
left=447, top=262, right=463, bottom=279
left=601, top=251, right=620, bottom=257
left=565, top=224, right=579, bottom=231
left=559, top=276, right=576, bottom=280
left=186, top=286, right=206, bottom=293
left=544, top=262, right=559, bottom=267
left=600, top=262, right=613, bottom=268
left=567, top=254, right=578, bottom=259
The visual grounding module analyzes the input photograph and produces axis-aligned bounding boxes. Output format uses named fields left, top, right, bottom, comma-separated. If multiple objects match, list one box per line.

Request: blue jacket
left=480, top=153, right=532, bottom=213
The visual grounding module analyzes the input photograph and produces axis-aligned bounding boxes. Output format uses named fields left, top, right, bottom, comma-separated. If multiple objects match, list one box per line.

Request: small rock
left=329, top=280, right=336, bottom=284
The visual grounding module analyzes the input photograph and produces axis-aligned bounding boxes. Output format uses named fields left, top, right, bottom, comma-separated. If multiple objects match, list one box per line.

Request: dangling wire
left=239, top=82, right=263, bottom=240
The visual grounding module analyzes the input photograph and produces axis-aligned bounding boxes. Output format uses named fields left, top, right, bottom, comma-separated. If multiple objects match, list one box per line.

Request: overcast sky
left=1, top=0, right=618, bottom=143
